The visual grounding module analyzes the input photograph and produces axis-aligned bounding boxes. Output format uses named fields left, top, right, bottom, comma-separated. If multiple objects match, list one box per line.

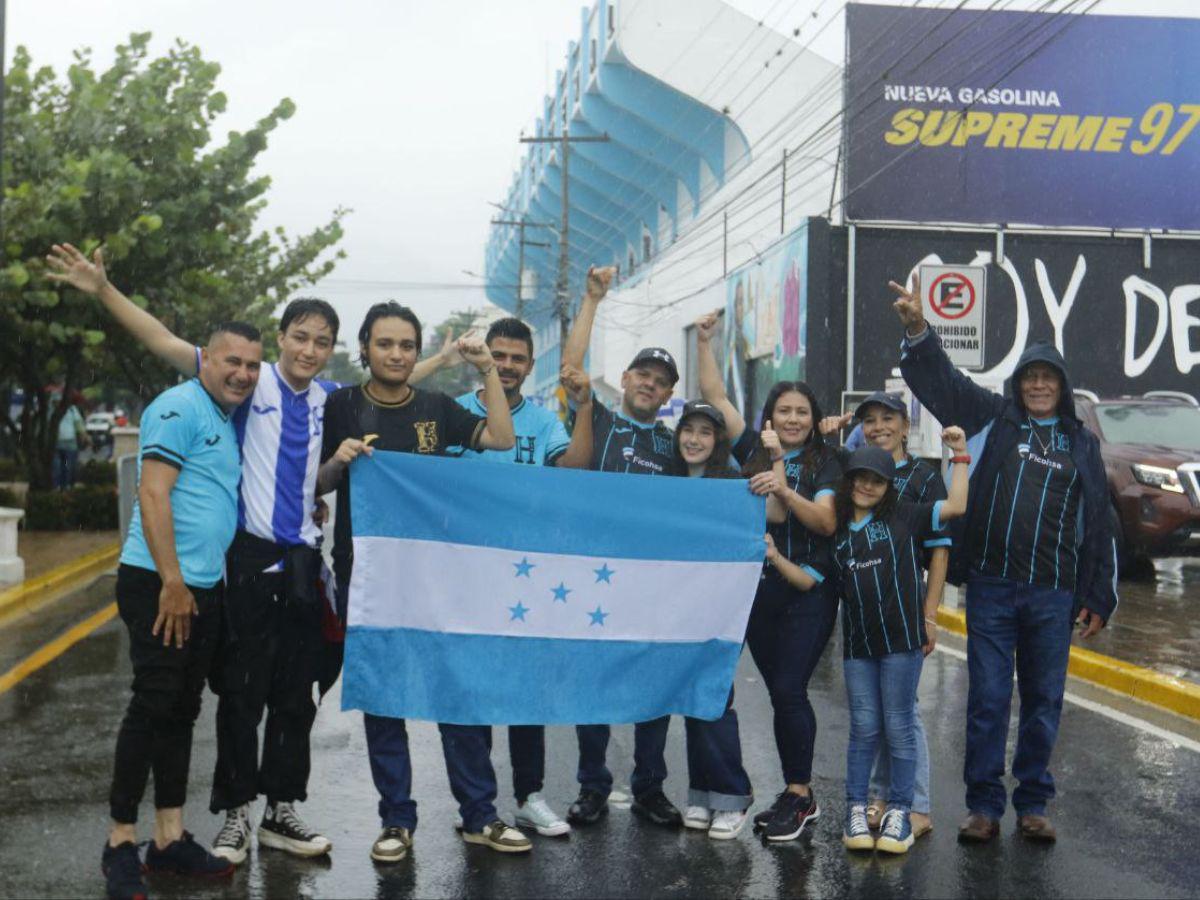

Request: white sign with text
left=919, top=263, right=987, bottom=369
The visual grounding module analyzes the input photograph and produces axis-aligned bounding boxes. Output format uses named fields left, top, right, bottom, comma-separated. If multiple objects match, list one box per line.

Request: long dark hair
left=673, top=414, right=737, bottom=479
left=834, top=472, right=900, bottom=529
left=743, top=380, right=829, bottom=475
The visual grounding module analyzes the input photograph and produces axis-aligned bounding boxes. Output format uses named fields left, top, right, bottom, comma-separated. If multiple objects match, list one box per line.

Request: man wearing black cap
left=559, top=265, right=683, bottom=829
left=890, top=275, right=1117, bottom=845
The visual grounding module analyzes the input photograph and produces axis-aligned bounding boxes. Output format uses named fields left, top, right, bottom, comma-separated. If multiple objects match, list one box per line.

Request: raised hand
left=888, top=273, right=925, bottom=336
left=819, top=412, right=854, bottom=436
left=45, top=243, right=109, bottom=295
left=456, top=334, right=494, bottom=372
left=438, top=327, right=470, bottom=365
left=694, top=310, right=720, bottom=344
left=761, top=419, right=782, bottom=460
left=559, top=364, right=591, bottom=405
left=585, top=265, right=618, bottom=302
left=941, top=425, right=967, bottom=454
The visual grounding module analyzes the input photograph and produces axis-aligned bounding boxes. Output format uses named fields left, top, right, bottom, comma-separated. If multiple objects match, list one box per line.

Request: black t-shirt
left=590, top=399, right=678, bottom=476
left=321, top=384, right=484, bottom=582
left=894, top=457, right=946, bottom=503
left=975, top=418, right=1080, bottom=592
left=733, top=431, right=842, bottom=582
left=834, top=500, right=952, bottom=659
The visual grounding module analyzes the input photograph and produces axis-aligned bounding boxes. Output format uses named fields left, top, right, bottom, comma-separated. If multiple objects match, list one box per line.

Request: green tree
left=0, top=34, right=346, bottom=487
left=323, top=343, right=363, bottom=387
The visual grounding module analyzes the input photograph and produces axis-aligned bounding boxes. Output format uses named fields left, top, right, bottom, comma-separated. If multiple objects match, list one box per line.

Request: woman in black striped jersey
left=670, top=400, right=755, bottom=841
left=822, top=391, right=949, bottom=840
left=827, top=429, right=968, bottom=856
left=694, top=312, right=840, bottom=844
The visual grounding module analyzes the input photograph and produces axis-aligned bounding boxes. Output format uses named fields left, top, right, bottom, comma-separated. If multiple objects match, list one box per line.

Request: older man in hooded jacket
left=890, top=276, right=1118, bottom=845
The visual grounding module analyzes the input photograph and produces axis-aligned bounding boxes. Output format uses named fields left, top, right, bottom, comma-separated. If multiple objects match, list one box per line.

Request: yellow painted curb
left=935, top=605, right=1200, bottom=721
left=0, top=602, right=117, bottom=695
left=0, top=542, right=120, bottom=617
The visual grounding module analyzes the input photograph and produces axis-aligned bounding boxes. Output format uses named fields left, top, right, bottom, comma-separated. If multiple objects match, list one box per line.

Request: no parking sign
left=919, top=263, right=986, bottom=369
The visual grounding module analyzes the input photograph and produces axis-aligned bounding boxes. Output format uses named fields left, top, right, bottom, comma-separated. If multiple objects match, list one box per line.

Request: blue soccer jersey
left=120, top=379, right=242, bottom=588
left=450, top=391, right=570, bottom=466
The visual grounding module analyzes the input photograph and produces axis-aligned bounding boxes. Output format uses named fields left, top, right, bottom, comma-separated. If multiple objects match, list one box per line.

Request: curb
left=0, top=543, right=120, bottom=618
left=935, top=605, right=1200, bottom=722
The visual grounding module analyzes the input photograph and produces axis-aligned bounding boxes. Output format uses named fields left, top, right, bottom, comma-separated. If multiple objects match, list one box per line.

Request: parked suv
left=1074, top=392, right=1200, bottom=571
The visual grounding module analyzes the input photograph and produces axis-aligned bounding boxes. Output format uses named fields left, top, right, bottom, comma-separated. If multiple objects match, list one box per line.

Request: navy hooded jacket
left=899, top=327, right=1118, bottom=622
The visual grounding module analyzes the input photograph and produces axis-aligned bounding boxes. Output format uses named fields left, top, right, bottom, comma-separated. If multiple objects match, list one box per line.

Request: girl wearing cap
left=694, top=312, right=841, bottom=843
left=824, top=428, right=969, bottom=855
left=670, top=400, right=754, bottom=839
left=822, top=392, right=949, bottom=840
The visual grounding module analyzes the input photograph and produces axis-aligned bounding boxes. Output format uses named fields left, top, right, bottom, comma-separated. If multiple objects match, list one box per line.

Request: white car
left=86, top=412, right=117, bottom=440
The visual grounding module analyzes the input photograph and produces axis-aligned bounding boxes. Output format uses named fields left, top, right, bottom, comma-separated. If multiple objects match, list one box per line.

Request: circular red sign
left=928, top=272, right=976, bottom=320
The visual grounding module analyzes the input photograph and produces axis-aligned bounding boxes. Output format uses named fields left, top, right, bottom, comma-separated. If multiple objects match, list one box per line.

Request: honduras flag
left=341, top=452, right=765, bottom=725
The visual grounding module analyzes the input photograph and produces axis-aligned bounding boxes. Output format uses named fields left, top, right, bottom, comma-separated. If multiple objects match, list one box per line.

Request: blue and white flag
left=342, top=451, right=765, bottom=725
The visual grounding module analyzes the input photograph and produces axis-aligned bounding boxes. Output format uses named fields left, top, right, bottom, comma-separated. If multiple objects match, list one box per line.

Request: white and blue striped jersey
left=450, top=391, right=570, bottom=466
left=195, top=347, right=332, bottom=549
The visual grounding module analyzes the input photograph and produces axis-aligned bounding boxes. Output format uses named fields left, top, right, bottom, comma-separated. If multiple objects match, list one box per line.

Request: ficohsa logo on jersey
left=622, top=446, right=635, bottom=461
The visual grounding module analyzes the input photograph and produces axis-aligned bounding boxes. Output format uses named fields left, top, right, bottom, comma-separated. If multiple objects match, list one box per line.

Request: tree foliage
left=420, top=309, right=487, bottom=398
left=0, top=34, right=346, bottom=487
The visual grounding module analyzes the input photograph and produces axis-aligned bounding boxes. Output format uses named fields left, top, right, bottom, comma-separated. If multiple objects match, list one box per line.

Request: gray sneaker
left=371, top=826, right=412, bottom=864
left=462, top=819, right=532, bottom=853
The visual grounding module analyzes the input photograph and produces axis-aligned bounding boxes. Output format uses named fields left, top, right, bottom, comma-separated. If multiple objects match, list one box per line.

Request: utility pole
left=491, top=217, right=552, bottom=320
left=519, top=129, right=609, bottom=348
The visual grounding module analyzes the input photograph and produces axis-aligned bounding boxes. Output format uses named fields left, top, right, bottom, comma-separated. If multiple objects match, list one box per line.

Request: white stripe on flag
left=349, top=535, right=762, bottom=643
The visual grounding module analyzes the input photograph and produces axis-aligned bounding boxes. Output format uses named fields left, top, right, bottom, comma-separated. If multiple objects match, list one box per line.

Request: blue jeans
left=508, top=725, right=544, bottom=804
left=964, top=576, right=1074, bottom=819
left=744, top=578, right=838, bottom=785
left=53, top=447, right=78, bottom=490
left=364, top=715, right=499, bottom=832
left=868, top=701, right=931, bottom=814
left=843, top=649, right=924, bottom=809
left=685, top=688, right=752, bottom=811
left=576, top=717, right=670, bottom=799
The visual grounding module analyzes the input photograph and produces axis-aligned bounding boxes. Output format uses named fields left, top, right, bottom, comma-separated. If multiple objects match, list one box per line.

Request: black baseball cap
left=845, top=446, right=897, bottom=482
left=854, top=391, right=907, bottom=421
left=679, top=400, right=726, bottom=430
left=627, top=347, right=679, bottom=384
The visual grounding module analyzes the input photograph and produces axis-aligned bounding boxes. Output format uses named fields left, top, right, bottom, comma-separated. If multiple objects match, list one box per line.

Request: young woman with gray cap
left=827, top=428, right=969, bottom=856
left=693, top=311, right=841, bottom=843
left=822, top=391, right=950, bottom=839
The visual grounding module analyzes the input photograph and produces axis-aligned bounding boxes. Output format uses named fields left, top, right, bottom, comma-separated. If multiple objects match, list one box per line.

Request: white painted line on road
left=934, top=643, right=1200, bottom=755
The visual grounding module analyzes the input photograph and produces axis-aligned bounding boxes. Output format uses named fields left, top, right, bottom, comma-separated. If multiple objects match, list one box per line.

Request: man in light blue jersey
left=48, top=243, right=341, bottom=864
left=410, top=316, right=593, bottom=836
left=99, top=321, right=261, bottom=900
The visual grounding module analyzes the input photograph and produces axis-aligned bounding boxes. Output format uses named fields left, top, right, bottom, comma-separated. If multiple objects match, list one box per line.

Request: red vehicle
left=1073, top=392, right=1200, bottom=572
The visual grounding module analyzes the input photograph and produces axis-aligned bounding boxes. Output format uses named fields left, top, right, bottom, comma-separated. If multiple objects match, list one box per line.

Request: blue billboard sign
left=844, top=4, right=1200, bottom=231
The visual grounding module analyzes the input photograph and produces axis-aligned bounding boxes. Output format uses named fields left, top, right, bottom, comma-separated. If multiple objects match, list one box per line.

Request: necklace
left=1028, top=419, right=1054, bottom=455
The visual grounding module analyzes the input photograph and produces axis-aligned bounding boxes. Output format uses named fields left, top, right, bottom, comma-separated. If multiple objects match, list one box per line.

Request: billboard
left=844, top=4, right=1200, bottom=231
left=724, top=222, right=808, bottom=416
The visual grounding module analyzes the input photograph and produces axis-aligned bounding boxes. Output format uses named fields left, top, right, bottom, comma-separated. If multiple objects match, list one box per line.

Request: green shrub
left=24, top=486, right=118, bottom=530
left=78, top=459, right=117, bottom=486
left=0, top=486, right=18, bottom=508
left=0, top=458, right=21, bottom=481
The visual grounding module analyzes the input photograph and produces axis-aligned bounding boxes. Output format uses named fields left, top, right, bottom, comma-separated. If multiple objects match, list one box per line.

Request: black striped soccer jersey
left=834, top=501, right=952, bottom=659
left=590, top=399, right=678, bottom=475
left=733, top=432, right=842, bottom=582
left=975, top=417, right=1080, bottom=592
left=894, top=457, right=946, bottom=503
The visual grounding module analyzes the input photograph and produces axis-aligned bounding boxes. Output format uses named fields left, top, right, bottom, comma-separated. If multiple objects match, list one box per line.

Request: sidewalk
left=16, top=530, right=119, bottom=581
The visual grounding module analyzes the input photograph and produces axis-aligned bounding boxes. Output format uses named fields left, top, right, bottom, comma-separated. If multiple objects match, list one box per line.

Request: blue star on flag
left=513, top=557, right=536, bottom=578
left=593, top=563, right=615, bottom=584
left=551, top=582, right=571, bottom=603
left=509, top=601, right=529, bottom=621
left=588, top=605, right=609, bottom=626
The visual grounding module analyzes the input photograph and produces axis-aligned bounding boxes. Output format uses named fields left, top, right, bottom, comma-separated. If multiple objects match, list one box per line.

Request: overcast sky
left=10, top=0, right=1195, bottom=338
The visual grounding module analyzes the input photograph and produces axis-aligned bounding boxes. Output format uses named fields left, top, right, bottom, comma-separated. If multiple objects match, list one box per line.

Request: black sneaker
left=101, top=841, right=146, bottom=900
left=145, top=831, right=235, bottom=877
left=753, top=791, right=789, bottom=831
left=631, top=789, right=683, bottom=828
left=567, top=789, right=609, bottom=826
left=259, top=801, right=333, bottom=857
left=764, top=790, right=821, bottom=842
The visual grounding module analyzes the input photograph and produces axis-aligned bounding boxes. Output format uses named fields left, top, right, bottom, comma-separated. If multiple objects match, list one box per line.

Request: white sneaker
left=212, top=804, right=252, bottom=865
left=708, top=809, right=749, bottom=841
left=259, top=801, right=332, bottom=857
left=515, top=793, right=571, bottom=837
left=683, top=805, right=712, bottom=830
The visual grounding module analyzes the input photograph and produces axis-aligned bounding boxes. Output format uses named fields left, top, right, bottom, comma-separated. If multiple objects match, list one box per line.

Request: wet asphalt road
left=2, top=575, right=1200, bottom=899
